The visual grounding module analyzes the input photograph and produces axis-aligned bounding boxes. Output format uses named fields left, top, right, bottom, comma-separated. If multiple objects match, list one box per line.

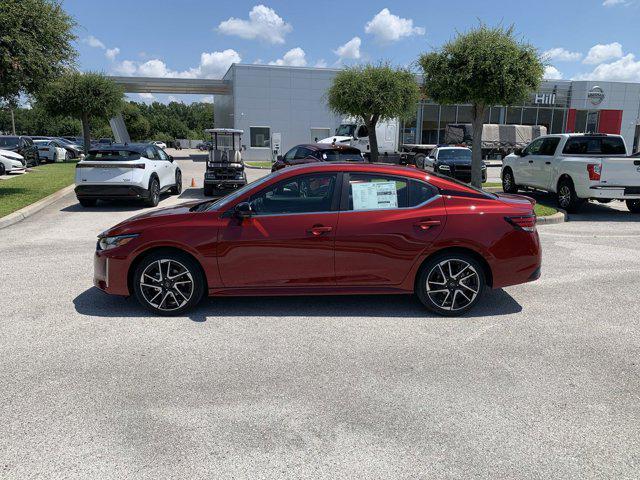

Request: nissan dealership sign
left=588, top=86, right=605, bottom=106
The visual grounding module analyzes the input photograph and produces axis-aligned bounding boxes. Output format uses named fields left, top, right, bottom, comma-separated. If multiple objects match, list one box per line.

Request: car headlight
left=97, top=234, right=139, bottom=251
left=438, top=164, right=450, bottom=171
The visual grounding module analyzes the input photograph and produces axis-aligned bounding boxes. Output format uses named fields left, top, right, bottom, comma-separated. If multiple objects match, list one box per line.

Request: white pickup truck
left=501, top=133, right=640, bottom=213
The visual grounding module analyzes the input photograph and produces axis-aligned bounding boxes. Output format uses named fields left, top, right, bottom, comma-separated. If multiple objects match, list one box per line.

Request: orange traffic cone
left=190, top=177, right=196, bottom=187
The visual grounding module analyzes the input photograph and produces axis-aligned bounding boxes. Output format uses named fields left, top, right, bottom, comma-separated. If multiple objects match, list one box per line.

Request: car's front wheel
left=627, top=199, right=640, bottom=213
left=414, top=154, right=426, bottom=170
left=170, top=170, right=182, bottom=195
left=502, top=168, right=518, bottom=193
left=0, top=163, right=5, bottom=176
left=133, top=251, right=205, bottom=315
left=416, top=253, right=486, bottom=316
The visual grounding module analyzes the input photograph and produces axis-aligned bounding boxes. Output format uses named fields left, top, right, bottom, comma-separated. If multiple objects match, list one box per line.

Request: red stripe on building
left=565, top=109, right=576, bottom=133
left=597, top=110, right=623, bottom=134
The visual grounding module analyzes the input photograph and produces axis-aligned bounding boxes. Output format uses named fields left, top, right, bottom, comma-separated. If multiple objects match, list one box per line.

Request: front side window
left=283, top=147, right=298, bottom=161
left=293, top=147, right=313, bottom=159
left=335, top=124, right=356, bottom=137
left=156, top=147, right=169, bottom=160
left=145, top=147, right=157, bottom=159
left=250, top=127, right=270, bottom=148
left=523, top=138, right=544, bottom=156
left=346, top=174, right=436, bottom=211
left=249, top=173, right=337, bottom=215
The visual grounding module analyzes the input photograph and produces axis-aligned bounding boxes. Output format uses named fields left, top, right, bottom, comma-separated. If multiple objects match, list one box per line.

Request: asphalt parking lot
left=1, top=152, right=639, bottom=479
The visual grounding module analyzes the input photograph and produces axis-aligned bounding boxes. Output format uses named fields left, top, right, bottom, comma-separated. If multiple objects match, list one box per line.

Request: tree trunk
left=10, top=109, right=16, bottom=135
left=367, top=115, right=379, bottom=163
left=471, top=104, right=486, bottom=188
left=81, top=113, right=91, bottom=155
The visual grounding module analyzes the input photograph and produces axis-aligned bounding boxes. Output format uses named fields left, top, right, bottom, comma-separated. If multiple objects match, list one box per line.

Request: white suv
left=75, top=143, right=182, bottom=207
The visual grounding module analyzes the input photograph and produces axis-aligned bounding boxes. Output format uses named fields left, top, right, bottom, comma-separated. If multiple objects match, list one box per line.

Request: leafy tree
left=0, top=0, right=77, bottom=104
left=38, top=72, right=124, bottom=152
left=419, top=25, right=544, bottom=187
left=122, top=102, right=150, bottom=141
left=327, top=63, right=420, bottom=162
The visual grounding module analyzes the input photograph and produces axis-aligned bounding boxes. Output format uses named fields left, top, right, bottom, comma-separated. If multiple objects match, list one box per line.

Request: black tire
left=0, top=163, right=6, bottom=176
left=502, top=168, right=518, bottom=194
left=170, top=170, right=182, bottom=195
left=78, top=197, right=97, bottom=207
left=416, top=252, right=486, bottom=316
left=144, top=177, right=160, bottom=207
left=557, top=177, right=583, bottom=213
left=414, top=154, right=426, bottom=170
left=203, top=184, right=214, bottom=197
left=626, top=200, right=640, bottom=213
left=133, top=251, right=205, bottom=316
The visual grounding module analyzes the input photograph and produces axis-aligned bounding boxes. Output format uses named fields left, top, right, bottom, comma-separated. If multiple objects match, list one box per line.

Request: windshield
left=86, top=150, right=141, bottom=161
left=438, top=149, right=472, bottom=161
left=199, top=172, right=278, bottom=212
left=321, top=150, right=364, bottom=162
left=335, top=124, right=357, bottom=137
left=0, top=137, right=19, bottom=148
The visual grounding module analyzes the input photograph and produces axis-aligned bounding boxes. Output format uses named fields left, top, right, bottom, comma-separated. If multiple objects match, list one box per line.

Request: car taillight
left=505, top=215, right=536, bottom=232
left=587, top=163, right=601, bottom=181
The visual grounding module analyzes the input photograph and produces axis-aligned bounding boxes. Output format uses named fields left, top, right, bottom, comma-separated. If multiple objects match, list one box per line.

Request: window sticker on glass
left=351, top=181, right=398, bottom=210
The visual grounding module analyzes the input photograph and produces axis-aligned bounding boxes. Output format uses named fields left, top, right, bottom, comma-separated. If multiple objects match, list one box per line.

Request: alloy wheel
left=503, top=172, right=513, bottom=191
left=139, top=259, right=194, bottom=312
left=426, top=259, right=480, bottom=311
left=558, top=185, right=571, bottom=209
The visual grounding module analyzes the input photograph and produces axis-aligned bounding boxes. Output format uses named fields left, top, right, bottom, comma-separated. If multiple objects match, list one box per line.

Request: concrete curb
left=0, top=184, right=75, bottom=231
left=483, top=187, right=566, bottom=224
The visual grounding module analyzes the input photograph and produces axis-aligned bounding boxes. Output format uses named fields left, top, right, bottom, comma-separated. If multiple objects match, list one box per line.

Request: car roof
left=437, top=146, right=471, bottom=150
left=88, top=143, right=155, bottom=154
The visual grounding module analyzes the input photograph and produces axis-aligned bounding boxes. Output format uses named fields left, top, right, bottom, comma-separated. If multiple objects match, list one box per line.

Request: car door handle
left=307, top=225, right=333, bottom=236
left=545, top=161, right=551, bottom=165
left=528, top=160, right=534, bottom=163
left=414, top=220, right=441, bottom=230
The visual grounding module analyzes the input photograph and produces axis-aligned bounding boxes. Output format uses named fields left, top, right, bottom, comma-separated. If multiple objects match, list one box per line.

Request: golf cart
left=203, top=128, right=247, bottom=196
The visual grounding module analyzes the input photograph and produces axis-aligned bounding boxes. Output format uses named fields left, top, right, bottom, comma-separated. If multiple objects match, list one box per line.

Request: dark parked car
left=423, top=146, right=487, bottom=183
left=93, top=162, right=541, bottom=316
left=272, top=143, right=364, bottom=172
left=0, top=136, right=39, bottom=167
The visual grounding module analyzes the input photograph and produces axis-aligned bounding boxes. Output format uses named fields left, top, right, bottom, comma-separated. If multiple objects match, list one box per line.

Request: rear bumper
left=586, top=185, right=640, bottom=199
left=203, top=179, right=247, bottom=189
left=75, top=184, right=149, bottom=199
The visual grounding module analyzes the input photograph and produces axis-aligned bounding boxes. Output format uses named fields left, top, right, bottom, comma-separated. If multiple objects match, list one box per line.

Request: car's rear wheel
left=627, top=199, right=640, bottom=213
left=78, top=198, right=97, bottom=207
left=133, top=252, right=204, bottom=316
left=416, top=253, right=486, bottom=316
left=502, top=168, right=518, bottom=193
left=557, top=177, right=583, bottom=213
left=170, top=170, right=182, bottom=195
left=144, top=177, right=160, bottom=207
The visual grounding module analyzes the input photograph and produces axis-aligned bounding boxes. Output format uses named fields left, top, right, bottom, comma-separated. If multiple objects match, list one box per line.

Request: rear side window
left=562, top=136, right=626, bottom=155
left=540, top=137, right=561, bottom=156
left=320, top=149, right=364, bottom=162
left=346, top=174, right=437, bottom=210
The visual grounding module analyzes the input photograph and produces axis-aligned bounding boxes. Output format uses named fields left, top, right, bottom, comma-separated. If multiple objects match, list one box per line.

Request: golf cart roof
left=205, top=128, right=244, bottom=134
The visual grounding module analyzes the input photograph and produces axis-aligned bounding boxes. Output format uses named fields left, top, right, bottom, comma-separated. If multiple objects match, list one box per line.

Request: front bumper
left=94, top=251, right=130, bottom=296
left=76, top=184, right=149, bottom=200
left=437, top=167, right=487, bottom=183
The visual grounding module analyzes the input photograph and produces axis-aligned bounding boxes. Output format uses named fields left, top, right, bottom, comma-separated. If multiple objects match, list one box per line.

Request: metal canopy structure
left=108, top=76, right=232, bottom=95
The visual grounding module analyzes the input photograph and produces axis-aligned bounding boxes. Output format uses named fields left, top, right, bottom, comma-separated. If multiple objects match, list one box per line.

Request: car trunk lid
left=600, top=157, right=640, bottom=187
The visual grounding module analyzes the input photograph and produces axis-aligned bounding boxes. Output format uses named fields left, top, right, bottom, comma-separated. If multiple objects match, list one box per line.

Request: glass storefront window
left=457, top=106, right=473, bottom=124
left=506, top=107, right=523, bottom=124
left=551, top=109, right=566, bottom=134
left=537, top=108, right=553, bottom=134
left=522, top=107, right=538, bottom=126
left=439, top=105, right=456, bottom=142
left=421, top=104, right=439, bottom=144
left=574, top=111, right=588, bottom=133
left=490, top=107, right=503, bottom=124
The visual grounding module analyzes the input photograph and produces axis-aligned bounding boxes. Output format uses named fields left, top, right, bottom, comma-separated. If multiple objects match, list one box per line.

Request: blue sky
left=66, top=0, right=640, bottom=103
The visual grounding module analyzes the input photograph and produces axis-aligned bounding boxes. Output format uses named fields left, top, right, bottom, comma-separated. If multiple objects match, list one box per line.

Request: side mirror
left=234, top=202, right=253, bottom=218
left=168, top=155, right=174, bottom=162
left=276, top=155, right=283, bottom=161
left=514, top=148, right=524, bottom=157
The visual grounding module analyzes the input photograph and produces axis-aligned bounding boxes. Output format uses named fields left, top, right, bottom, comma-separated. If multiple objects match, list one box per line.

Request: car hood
left=0, top=149, right=24, bottom=161
left=104, top=201, right=205, bottom=235
left=437, top=158, right=481, bottom=166
left=317, top=136, right=353, bottom=144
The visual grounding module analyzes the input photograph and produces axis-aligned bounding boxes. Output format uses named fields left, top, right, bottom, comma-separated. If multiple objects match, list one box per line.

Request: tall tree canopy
left=0, top=0, right=77, bottom=104
left=327, top=64, right=420, bottom=162
left=419, top=24, right=544, bottom=187
left=38, top=71, right=124, bottom=152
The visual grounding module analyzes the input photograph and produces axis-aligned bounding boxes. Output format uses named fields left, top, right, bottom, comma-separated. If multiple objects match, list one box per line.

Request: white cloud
left=315, top=59, right=328, bottom=68
left=544, top=66, right=563, bottom=80
left=201, top=95, right=214, bottom=104
left=269, top=47, right=307, bottom=67
left=334, top=37, right=361, bottom=60
left=105, top=47, right=120, bottom=61
left=113, top=49, right=240, bottom=79
left=543, top=47, right=582, bottom=62
left=167, top=95, right=180, bottom=103
left=603, top=0, right=627, bottom=6
left=218, top=5, right=292, bottom=44
left=583, top=42, right=623, bottom=64
left=84, top=35, right=105, bottom=49
left=364, top=8, right=425, bottom=43
left=138, top=93, right=155, bottom=102
left=574, top=54, right=640, bottom=81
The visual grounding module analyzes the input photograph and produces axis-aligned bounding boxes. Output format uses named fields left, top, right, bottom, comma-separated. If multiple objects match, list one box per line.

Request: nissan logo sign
left=588, top=86, right=605, bottom=106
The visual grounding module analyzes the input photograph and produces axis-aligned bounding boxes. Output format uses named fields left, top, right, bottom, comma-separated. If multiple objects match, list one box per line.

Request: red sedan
left=94, top=163, right=541, bottom=316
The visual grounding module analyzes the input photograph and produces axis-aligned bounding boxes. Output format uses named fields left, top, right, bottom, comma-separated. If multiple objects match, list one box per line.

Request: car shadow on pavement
left=60, top=196, right=175, bottom=212
left=73, top=286, right=522, bottom=322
